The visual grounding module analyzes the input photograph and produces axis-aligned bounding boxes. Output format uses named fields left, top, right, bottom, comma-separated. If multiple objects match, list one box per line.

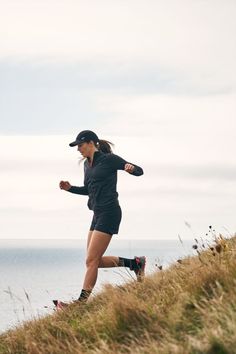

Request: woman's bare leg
left=86, top=230, right=93, bottom=250
left=86, top=230, right=119, bottom=268
left=83, top=230, right=114, bottom=290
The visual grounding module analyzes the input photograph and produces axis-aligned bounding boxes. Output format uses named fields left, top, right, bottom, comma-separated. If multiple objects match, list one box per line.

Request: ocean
left=0, top=238, right=194, bottom=334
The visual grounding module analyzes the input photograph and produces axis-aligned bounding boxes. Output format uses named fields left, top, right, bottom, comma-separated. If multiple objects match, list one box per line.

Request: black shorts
left=89, top=205, right=122, bottom=236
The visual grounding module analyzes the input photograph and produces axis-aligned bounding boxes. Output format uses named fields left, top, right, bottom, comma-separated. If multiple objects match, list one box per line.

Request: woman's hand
left=59, top=181, right=72, bottom=191
left=124, top=163, right=135, bottom=174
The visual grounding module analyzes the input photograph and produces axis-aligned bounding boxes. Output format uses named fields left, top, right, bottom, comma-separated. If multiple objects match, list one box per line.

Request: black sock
left=118, top=257, right=139, bottom=270
left=78, top=289, right=92, bottom=302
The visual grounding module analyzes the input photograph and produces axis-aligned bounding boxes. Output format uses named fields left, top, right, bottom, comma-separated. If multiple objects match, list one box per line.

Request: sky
left=1, top=0, right=236, bottom=240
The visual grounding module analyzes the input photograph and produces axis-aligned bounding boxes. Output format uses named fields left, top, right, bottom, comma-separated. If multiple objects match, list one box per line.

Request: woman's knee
left=86, top=255, right=100, bottom=268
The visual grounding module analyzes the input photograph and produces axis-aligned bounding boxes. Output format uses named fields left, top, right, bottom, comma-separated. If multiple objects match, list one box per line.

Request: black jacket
left=68, top=150, right=144, bottom=211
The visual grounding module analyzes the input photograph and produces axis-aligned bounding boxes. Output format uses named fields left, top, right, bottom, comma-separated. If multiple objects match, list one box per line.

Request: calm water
left=0, top=239, right=194, bottom=333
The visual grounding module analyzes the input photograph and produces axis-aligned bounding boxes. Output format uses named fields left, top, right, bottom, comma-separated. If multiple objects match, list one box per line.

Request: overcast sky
left=1, top=0, right=236, bottom=241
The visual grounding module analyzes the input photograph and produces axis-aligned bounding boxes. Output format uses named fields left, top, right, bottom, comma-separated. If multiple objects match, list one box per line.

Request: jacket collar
left=87, top=150, right=102, bottom=167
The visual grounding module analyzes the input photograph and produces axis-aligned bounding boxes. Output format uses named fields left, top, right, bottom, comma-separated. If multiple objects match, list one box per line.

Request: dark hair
left=78, top=139, right=115, bottom=165
left=98, top=139, right=114, bottom=153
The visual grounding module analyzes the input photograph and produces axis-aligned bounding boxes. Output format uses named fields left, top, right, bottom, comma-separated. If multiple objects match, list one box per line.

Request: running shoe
left=52, top=299, right=86, bottom=310
left=53, top=300, right=69, bottom=310
left=133, top=256, right=146, bottom=282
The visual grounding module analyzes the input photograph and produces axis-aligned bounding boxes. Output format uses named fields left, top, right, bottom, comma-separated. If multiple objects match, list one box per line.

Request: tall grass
left=1, top=231, right=236, bottom=353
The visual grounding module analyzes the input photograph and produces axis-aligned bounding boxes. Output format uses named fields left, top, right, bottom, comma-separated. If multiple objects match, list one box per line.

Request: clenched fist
left=124, top=163, right=135, bottom=174
left=59, top=181, right=72, bottom=191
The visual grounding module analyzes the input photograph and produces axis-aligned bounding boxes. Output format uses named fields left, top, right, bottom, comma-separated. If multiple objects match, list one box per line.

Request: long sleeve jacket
left=68, top=150, right=144, bottom=211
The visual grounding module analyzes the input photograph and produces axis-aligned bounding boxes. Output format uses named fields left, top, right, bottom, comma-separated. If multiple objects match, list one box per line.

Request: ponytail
left=97, top=139, right=114, bottom=153
left=78, top=139, right=115, bottom=165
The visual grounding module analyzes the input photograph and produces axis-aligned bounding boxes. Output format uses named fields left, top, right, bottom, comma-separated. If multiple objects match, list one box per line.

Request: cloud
left=147, top=163, right=236, bottom=182
left=94, top=92, right=236, bottom=171
left=1, top=1, right=236, bottom=239
left=1, top=1, right=235, bottom=136
left=0, top=0, right=235, bottom=91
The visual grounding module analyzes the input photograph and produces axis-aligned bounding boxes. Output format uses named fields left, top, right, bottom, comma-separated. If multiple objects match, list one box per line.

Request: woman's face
left=77, top=141, right=95, bottom=157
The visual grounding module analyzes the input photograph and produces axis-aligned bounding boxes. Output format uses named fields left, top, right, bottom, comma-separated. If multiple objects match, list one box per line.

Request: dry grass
left=1, top=231, right=236, bottom=354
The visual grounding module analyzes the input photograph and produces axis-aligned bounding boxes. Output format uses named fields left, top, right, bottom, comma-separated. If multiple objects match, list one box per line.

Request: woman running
left=54, top=130, right=145, bottom=309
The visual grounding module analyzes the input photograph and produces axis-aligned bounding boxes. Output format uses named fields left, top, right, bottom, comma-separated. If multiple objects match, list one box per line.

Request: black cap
left=69, top=130, right=100, bottom=147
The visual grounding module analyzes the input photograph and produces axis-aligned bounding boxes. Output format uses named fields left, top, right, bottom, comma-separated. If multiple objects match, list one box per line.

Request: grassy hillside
left=1, top=230, right=236, bottom=354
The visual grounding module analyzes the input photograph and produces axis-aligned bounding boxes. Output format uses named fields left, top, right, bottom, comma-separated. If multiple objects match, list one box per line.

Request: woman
left=54, top=130, right=145, bottom=309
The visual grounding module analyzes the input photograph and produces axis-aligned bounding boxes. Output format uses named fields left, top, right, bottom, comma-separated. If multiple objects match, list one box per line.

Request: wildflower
left=177, top=259, right=182, bottom=264
left=215, top=244, right=222, bottom=254
left=158, top=266, right=163, bottom=270
left=192, top=244, right=198, bottom=250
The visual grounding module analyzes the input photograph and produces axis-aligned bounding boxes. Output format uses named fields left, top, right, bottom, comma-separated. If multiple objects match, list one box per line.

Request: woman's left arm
left=108, top=153, right=144, bottom=176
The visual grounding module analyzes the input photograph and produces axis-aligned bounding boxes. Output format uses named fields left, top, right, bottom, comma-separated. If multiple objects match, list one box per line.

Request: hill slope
left=1, top=232, right=236, bottom=354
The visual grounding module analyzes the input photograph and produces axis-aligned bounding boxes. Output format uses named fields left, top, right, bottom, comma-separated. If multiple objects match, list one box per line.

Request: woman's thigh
left=86, top=230, right=112, bottom=263
left=87, top=230, right=94, bottom=252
